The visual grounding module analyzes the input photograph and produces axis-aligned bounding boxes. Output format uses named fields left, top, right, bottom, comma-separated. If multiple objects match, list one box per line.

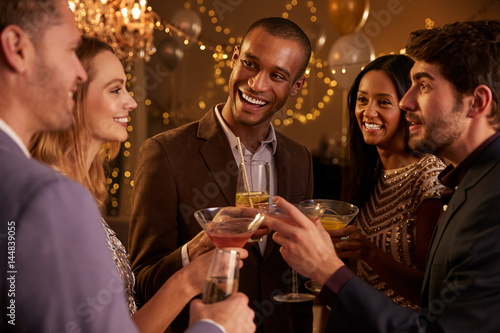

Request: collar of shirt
left=214, top=104, right=277, bottom=158
left=439, top=131, right=500, bottom=205
left=0, top=118, right=31, bottom=158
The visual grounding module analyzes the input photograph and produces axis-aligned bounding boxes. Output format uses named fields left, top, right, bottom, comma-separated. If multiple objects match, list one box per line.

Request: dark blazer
left=325, top=136, right=500, bottom=332
left=129, top=108, right=314, bottom=333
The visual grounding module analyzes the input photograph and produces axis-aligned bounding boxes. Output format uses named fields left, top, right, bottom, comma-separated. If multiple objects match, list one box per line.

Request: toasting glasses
left=261, top=203, right=325, bottom=302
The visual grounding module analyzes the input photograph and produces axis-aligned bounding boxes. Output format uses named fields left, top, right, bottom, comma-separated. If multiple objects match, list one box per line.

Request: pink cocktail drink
left=207, top=230, right=254, bottom=248
left=204, top=217, right=256, bottom=248
left=195, top=207, right=265, bottom=248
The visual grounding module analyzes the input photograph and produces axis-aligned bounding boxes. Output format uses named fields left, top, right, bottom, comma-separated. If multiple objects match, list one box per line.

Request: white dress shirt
left=0, top=118, right=31, bottom=158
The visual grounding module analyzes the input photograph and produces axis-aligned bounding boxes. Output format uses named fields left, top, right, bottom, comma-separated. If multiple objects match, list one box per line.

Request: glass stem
left=292, top=269, right=298, bottom=294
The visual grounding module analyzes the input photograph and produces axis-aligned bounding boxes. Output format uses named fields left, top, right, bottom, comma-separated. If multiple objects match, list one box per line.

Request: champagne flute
left=202, top=249, right=240, bottom=304
left=299, top=199, right=359, bottom=293
left=236, top=160, right=270, bottom=242
left=262, top=204, right=324, bottom=303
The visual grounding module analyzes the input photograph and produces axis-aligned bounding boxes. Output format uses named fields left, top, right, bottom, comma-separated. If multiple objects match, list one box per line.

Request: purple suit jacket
left=0, top=129, right=138, bottom=332
left=0, top=128, right=224, bottom=333
left=129, top=108, right=314, bottom=333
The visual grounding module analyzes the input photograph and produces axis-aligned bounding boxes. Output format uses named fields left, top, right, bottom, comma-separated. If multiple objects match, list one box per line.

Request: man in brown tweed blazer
left=129, top=17, right=315, bottom=333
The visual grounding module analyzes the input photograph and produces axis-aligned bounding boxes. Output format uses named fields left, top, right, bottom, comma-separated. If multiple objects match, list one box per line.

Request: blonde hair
left=30, top=36, right=121, bottom=208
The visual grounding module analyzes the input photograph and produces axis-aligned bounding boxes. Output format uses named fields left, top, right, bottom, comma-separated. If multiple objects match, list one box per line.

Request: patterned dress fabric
left=101, top=218, right=138, bottom=314
left=355, top=154, right=446, bottom=307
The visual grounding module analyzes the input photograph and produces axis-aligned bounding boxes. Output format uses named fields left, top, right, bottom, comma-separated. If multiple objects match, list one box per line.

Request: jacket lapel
left=422, top=186, right=466, bottom=292
left=197, top=109, right=238, bottom=206
left=275, top=133, right=292, bottom=200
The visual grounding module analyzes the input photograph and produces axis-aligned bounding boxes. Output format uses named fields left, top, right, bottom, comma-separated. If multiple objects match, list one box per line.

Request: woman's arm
left=131, top=249, right=247, bottom=333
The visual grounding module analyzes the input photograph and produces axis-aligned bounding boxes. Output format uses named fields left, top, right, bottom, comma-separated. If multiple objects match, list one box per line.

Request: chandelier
left=69, top=0, right=158, bottom=71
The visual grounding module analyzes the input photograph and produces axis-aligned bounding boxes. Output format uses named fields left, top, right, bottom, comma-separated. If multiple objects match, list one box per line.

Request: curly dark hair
left=343, top=54, right=415, bottom=207
left=405, top=20, right=500, bottom=130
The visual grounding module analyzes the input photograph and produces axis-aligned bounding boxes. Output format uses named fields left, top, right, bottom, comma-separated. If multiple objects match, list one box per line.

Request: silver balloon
left=328, top=32, right=375, bottom=89
left=157, top=36, right=184, bottom=71
left=171, top=8, right=202, bottom=43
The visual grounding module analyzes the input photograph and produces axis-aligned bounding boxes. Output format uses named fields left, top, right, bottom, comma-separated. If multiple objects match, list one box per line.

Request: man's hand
left=189, top=293, right=255, bottom=333
left=187, top=230, right=215, bottom=261
left=265, top=196, right=345, bottom=285
left=328, top=225, right=376, bottom=261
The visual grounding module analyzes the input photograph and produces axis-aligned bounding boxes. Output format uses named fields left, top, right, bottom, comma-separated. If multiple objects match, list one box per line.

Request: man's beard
left=409, top=100, right=464, bottom=156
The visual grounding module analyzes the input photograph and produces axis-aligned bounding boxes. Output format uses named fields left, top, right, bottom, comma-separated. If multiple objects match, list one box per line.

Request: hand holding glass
left=202, top=249, right=240, bottom=304
left=261, top=204, right=324, bottom=302
left=299, top=199, right=359, bottom=292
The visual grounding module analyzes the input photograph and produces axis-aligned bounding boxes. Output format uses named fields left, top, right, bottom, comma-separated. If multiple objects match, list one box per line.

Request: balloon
left=328, top=32, right=375, bottom=90
left=170, top=8, right=202, bottom=44
left=303, top=23, right=327, bottom=53
left=327, top=0, right=370, bottom=35
left=157, top=36, right=184, bottom=71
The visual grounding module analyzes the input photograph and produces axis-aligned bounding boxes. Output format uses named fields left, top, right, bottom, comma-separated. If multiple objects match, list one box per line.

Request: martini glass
left=194, top=206, right=265, bottom=248
left=261, top=204, right=324, bottom=303
left=299, top=199, right=359, bottom=293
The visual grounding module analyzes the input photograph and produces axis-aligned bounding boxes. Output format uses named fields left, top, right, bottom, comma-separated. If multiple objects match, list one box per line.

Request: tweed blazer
left=129, top=107, right=314, bottom=333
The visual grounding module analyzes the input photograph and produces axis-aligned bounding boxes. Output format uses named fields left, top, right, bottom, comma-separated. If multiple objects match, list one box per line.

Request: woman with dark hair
left=333, top=54, right=446, bottom=307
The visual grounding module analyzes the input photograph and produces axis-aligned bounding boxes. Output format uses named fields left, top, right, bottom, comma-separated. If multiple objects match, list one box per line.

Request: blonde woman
left=30, top=36, right=252, bottom=333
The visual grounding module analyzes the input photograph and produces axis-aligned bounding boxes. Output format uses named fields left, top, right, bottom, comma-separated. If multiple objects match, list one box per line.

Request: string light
left=425, top=18, right=435, bottom=29
left=142, top=1, right=338, bottom=129
left=161, top=0, right=336, bottom=127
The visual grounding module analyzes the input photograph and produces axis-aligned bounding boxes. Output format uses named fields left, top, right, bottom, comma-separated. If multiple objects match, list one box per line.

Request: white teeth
left=114, top=117, right=128, bottom=123
left=241, top=92, right=266, bottom=106
left=365, top=123, right=382, bottom=130
left=69, top=92, right=73, bottom=97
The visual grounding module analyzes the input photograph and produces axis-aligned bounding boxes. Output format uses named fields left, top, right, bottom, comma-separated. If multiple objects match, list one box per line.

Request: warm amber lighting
left=68, top=0, right=158, bottom=71
left=132, top=5, right=141, bottom=20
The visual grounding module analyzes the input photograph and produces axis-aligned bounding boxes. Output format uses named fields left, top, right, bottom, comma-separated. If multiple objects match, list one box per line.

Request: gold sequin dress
left=355, top=154, right=446, bottom=307
left=101, top=218, right=138, bottom=314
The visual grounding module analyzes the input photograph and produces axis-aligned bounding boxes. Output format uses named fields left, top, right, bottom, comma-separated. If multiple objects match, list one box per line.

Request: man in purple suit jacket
left=0, top=1, right=253, bottom=332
